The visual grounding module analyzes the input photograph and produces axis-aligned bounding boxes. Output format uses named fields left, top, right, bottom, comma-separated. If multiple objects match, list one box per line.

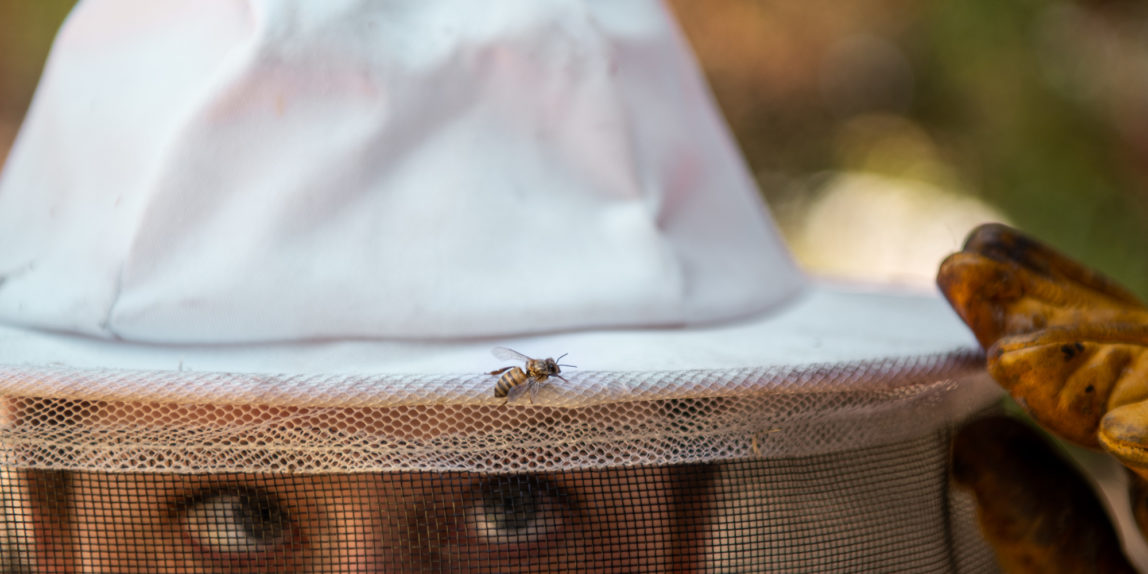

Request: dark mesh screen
left=0, top=431, right=996, bottom=573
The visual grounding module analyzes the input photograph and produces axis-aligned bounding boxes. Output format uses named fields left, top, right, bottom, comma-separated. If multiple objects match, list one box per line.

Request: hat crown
left=0, top=0, right=801, bottom=343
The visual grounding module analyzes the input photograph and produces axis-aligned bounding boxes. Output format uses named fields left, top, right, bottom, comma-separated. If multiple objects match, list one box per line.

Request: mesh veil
left=0, top=351, right=1000, bottom=572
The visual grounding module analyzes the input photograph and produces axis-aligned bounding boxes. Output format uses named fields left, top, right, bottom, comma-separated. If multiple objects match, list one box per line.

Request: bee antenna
left=555, top=353, right=569, bottom=362
left=558, top=363, right=576, bottom=369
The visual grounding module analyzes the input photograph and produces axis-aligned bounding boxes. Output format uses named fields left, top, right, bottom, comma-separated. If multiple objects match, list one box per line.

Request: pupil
left=482, top=477, right=541, bottom=532
left=233, top=491, right=288, bottom=544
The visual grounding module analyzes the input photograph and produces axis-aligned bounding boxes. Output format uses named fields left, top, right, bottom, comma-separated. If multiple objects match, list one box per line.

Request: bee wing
left=492, top=346, right=532, bottom=362
left=504, top=378, right=535, bottom=403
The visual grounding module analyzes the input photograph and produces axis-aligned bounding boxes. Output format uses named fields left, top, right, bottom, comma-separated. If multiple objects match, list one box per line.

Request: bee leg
left=487, top=366, right=515, bottom=376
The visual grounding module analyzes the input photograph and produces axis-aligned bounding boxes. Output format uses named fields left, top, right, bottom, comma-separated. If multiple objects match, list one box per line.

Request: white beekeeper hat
left=0, top=0, right=996, bottom=420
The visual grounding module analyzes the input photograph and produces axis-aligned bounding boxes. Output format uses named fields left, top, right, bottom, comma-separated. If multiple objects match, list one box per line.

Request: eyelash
left=174, top=486, right=301, bottom=565
left=461, top=475, right=574, bottom=550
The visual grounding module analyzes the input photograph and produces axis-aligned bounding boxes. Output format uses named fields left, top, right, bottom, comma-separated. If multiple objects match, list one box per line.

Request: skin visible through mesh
left=16, top=467, right=711, bottom=573
left=1, top=397, right=714, bottom=571
left=0, top=433, right=1003, bottom=573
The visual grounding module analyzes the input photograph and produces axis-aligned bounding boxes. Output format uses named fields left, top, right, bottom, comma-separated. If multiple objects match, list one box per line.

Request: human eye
left=464, top=475, right=572, bottom=547
left=178, top=486, right=299, bottom=557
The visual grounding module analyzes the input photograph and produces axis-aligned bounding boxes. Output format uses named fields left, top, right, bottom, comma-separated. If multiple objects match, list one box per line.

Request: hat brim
left=0, top=281, right=995, bottom=409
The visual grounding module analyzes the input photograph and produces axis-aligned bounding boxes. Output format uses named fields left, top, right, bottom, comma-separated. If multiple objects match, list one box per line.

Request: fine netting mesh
left=0, top=432, right=996, bottom=573
left=0, top=355, right=1001, bottom=571
left=0, top=354, right=995, bottom=474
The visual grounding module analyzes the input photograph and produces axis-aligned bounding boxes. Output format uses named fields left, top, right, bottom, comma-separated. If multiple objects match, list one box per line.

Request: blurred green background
left=2, top=0, right=1147, bottom=296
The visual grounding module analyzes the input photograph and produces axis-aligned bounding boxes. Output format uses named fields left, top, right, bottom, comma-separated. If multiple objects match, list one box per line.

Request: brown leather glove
left=938, top=223, right=1148, bottom=470
left=939, top=223, right=1148, bottom=572
left=952, top=415, right=1136, bottom=573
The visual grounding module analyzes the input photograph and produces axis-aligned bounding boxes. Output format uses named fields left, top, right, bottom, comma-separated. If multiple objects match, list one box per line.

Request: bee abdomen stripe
left=493, top=368, right=526, bottom=398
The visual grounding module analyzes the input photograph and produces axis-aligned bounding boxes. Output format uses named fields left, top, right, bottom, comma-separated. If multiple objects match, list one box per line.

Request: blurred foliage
left=2, top=0, right=1147, bottom=296
left=668, top=0, right=1148, bottom=297
left=913, top=0, right=1148, bottom=297
left=0, top=1, right=72, bottom=113
left=0, top=0, right=73, bottom=161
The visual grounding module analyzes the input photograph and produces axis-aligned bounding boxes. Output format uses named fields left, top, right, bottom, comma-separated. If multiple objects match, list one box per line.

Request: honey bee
left=487, top=347, right=575, bottom=402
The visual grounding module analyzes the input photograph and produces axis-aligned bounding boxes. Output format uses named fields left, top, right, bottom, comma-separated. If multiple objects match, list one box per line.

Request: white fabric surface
left=0, top=285, right=985, bottom=406
left=0, top=0, right=985, bottom=409
left=0, top=0, right=800, bottom=344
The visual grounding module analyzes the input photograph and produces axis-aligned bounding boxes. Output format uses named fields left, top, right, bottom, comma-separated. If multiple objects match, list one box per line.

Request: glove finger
left=1100, top=402, right=1148, bottom=472
left=938, top=251, right=1148, bottom=351
left=987, top=324, right=1148, bottom=447
left=937, top=224, right=1148, bottom=351
left=962, top=223, right=1143, bottom=308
